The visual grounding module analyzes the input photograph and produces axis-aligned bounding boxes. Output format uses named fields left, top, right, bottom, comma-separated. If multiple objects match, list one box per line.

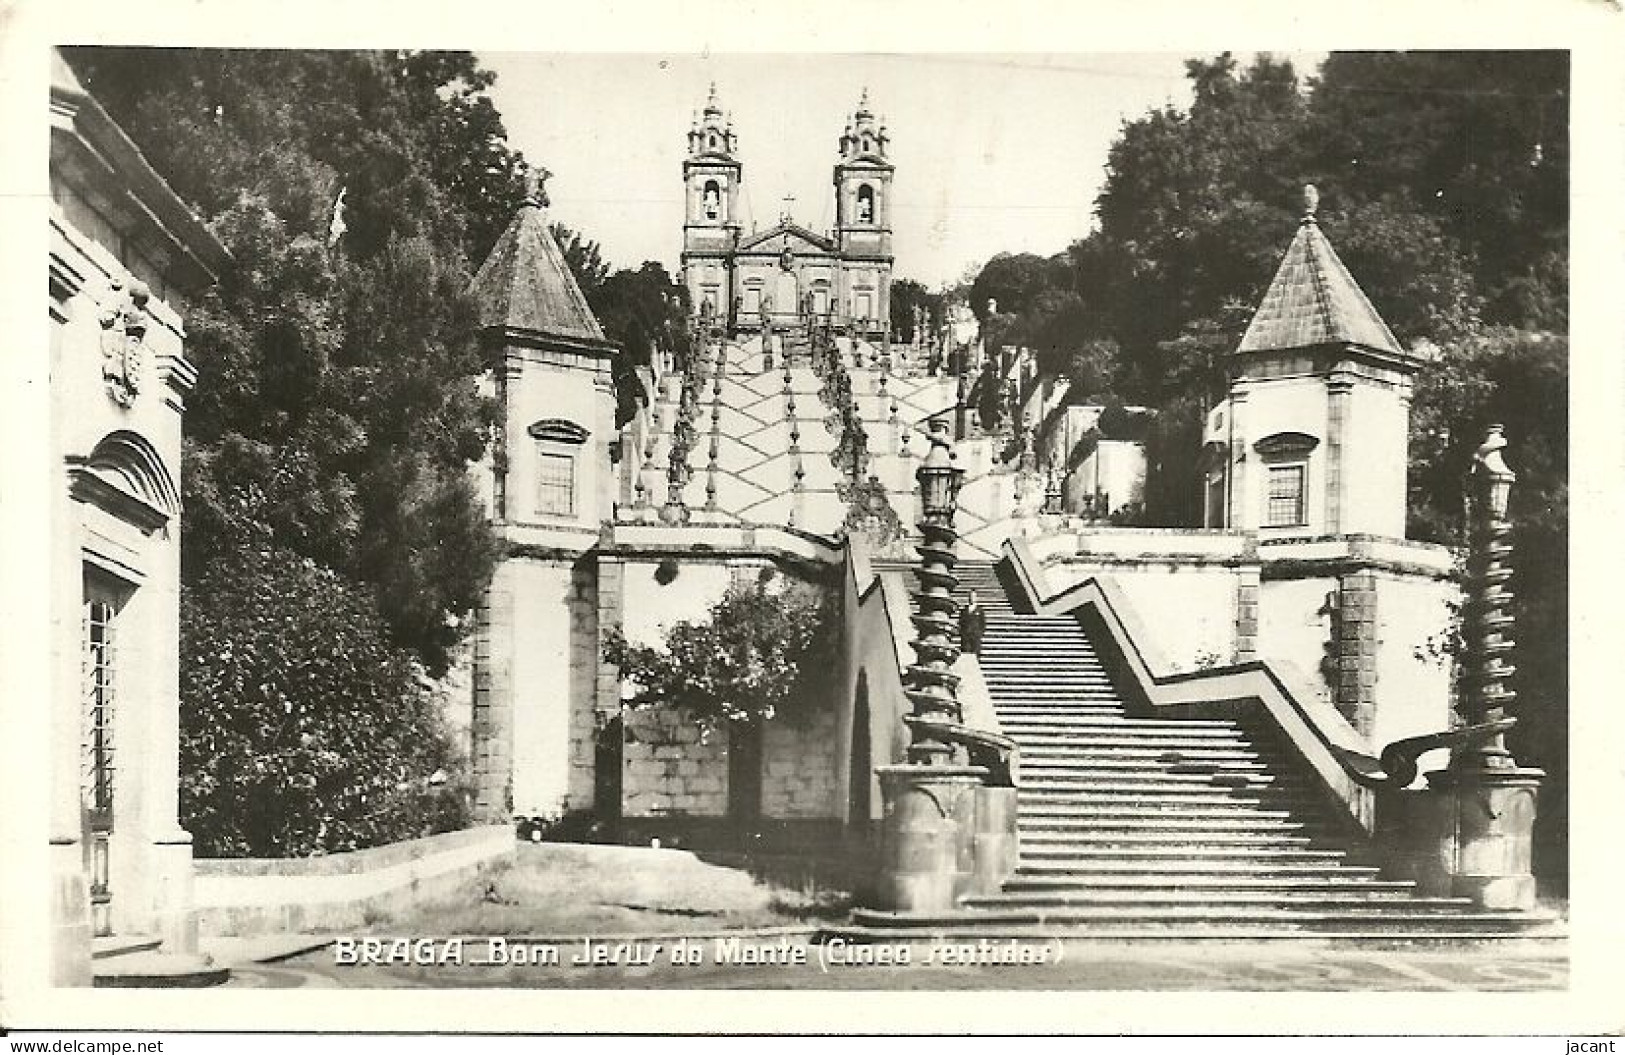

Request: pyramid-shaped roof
left=1237, top=189, right=1405, bottom=358
left=470, top=184, right=607, bottom=345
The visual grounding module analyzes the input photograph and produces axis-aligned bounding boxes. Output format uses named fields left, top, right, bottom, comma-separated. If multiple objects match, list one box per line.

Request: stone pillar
left=141, top=522, right=197, bottom=954
left=471, top=569, right=515, bottom=822
left=565, top=560, right=601, bottom=810
left=1227, top=385, right=1249, bottom=529
left=872, top=421, right=989, bottom=913
left=1335, top=569, right=1379, bottom=737
left=1325, top=373, right=1354, bottom=534
left=1416, top=426, right=1544, bottom=910
left=50, top=468, right=92, bottom=985
left=1235, top=564, right=1261, bottom=662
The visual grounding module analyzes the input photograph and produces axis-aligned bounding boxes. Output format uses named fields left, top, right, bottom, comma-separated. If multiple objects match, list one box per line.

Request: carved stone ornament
left=99, top=280, right=150, bottom=408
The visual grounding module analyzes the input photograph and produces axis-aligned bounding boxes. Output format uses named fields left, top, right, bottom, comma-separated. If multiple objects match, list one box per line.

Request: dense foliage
left=603, top=577, right=836, bottom=731
left=179, top=543, right=469, bottom=857
left=68, top=48, right=529, bottom=675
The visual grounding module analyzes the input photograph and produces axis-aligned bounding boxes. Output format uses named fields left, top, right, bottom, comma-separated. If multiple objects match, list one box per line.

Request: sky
left=482, top=52, right=1325, bottom=290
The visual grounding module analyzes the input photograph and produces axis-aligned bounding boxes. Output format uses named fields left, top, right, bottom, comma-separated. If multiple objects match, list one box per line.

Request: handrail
left=1003, top=536, right=1384, bottom=836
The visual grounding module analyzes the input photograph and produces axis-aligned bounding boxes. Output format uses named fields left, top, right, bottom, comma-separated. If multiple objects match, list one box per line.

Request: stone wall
left=621, top=707, right=729, bottom=818
left=193, top=826, right=513, bottom=937
left=475, top=554, right=600, bottom=822
left=1258, top=535, right=1458, bottom=760
left=761, top=707, right=839, bottom=819
left=1257, top=575, right=1338, bottom=709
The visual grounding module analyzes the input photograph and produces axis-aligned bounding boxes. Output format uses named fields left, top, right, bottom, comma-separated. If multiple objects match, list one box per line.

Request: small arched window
left=856, top=184, right=875, bottom=224
left=702, top=180, right=721, bottom=221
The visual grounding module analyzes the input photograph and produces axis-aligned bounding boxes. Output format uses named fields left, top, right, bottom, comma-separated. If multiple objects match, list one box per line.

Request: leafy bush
left=602, top=577, right=835, bottom=730
left=179, top=542, right=470, bottom=857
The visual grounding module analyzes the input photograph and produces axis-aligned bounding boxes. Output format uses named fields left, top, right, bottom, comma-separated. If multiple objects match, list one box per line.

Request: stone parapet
left=193, top=826, right=514, bottom=937
left=1260, top=533, right=1456, bottom=579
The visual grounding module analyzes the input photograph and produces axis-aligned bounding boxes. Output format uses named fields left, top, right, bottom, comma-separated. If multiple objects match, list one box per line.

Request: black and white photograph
left=2, top=0, right=1619, bottom=1038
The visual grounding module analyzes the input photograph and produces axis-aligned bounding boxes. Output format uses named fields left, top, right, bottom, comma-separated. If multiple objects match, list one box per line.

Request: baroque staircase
left=852, top=560, right=1558, bottom=943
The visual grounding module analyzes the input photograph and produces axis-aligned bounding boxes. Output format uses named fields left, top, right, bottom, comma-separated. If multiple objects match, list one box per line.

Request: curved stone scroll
left=1337, top=717, right=1518, bottom=791
left=902, top=716, right=1018, bottom=787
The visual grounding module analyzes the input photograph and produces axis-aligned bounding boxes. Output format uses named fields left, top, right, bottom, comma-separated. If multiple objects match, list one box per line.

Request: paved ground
left=224, top=935, right=1567, bottom=991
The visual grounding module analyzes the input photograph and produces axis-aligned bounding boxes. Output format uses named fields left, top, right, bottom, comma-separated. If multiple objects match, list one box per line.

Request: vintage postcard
left=1, top=0, right=1620, bottom=1038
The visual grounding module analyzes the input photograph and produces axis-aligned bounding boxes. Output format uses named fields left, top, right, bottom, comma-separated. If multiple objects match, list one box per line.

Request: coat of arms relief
left=99, top=280, right=149, bottom=408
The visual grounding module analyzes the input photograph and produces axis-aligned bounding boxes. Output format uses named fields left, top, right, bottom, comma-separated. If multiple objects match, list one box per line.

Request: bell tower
left=680, top=83, right=742, bottom=319
left=832, top=88, right=894, bottom=334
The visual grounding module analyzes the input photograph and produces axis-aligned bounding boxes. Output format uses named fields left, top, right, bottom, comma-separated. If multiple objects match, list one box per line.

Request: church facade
left=680, top=86, right=893, bottom=337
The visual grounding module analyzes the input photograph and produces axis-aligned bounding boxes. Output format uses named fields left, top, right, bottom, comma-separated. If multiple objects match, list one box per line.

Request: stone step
left=1017, top=830, right=1315, bottom=848
left=988, top=685, right=1131, bottom=694
left=997, top=716, right=1241, bottom=731
left=1013, top=860, right=1377, bottom=878
left=1003, top=873, right=1405, bottom=892
left=92, top=935, right=164, bottom=960
left=1018, top=757, right=1271, bottom=774
left=849, top=907, right=1548, bottom=932
left=1017, top=805, right=1300, bottom=823
left=966, top=888, right=1456, bottom=907
left=93, top=950, right=229, bottom=988
left=827, top=923, right=1565, bottom=947
left=997, top=705, right=1127, bottom=713
left=983, top=674, right=1113, bottom=683
left=1009, top=740, right=1259, bottom=757
left=1018, top=768, right=1290, bottom=785
left=979, top=658, right=1105, bottom=666
left=1017, top=845, right=1346, bottom=863
left=1016, top=794, right=1328, bottom=813
left=1005, top=730, right=1254, bottom=746
left=1014, top=744, right=1263, bottom=761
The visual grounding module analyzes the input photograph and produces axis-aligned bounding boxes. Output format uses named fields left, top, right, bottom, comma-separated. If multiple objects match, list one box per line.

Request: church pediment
left=736, top=224, right=834, bottom=255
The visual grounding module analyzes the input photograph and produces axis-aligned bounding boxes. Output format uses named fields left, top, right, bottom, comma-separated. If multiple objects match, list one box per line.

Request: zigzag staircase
left=852, top=560, right=1559, bottom=943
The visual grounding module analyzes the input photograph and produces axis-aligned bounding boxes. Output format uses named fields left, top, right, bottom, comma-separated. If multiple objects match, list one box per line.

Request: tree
left=1305, top=52, right=1568, bottom=329
left=179, top=541, right=470, bottom=857
left=889, top=278, right=943, bottom=342
left=66, top=48, right=516, bottom=675
left=968, top=252, right=1062, bottom=321
left=602, top=577, right=835, bottom=731
left=551, top=222, right=610, bottom=304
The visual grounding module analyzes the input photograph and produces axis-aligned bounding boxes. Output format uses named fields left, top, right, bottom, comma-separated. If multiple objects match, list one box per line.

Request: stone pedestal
left=1423, top=765, right=1544, bottom=910
left=1383, top=764, right=1544, bottom=911
left=148, top=833, right=200, bottom=954
left=50, top=839, right=93, bottom=986
left=873, top=765, right=986, bottom=912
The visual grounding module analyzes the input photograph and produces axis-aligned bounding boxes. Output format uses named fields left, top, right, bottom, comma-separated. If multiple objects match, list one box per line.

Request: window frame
left=1264, top=461, right=1308, bottom=529
left=534, top=446, right=577, bottom=518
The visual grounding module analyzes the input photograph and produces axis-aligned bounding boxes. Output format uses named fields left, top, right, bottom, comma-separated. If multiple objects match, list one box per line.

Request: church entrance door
left=773, top=273, right=798, bottom=325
